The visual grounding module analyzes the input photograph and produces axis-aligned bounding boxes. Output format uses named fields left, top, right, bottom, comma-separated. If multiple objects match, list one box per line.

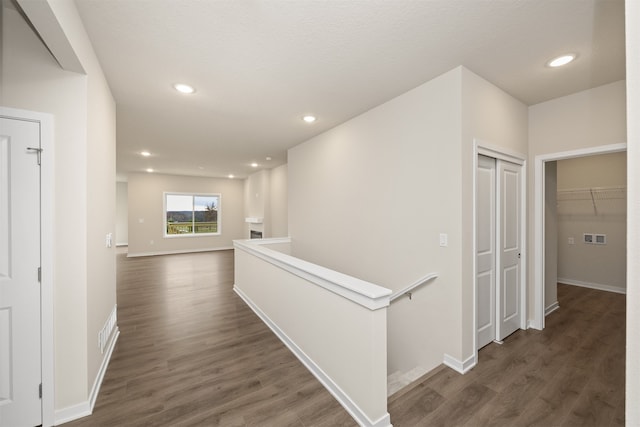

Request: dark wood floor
left=66, top=250, right=356, bottom=427
left=66, top=251, right=625, bottom=426
left=388, top=283, right=626, bottom=427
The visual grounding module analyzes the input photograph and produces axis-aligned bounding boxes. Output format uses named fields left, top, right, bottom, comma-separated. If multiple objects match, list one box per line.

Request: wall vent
left=98, top=305, right=117, bottom=354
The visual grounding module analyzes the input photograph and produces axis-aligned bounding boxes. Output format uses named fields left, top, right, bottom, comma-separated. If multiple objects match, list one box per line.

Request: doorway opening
left=533, top=143, right=627, bottom=330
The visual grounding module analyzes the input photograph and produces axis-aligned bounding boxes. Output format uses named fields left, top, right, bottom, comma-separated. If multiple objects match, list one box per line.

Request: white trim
left=234, top=286, right=392, bottom=427
left=89, top=328, right=119, bottom=411
left=443, top=354, right=476, bottom=374
left=163, top=192, right=222, bottom=238
left=558, top=278, right=626, bottom=295
left=53, top=402, right=91, bottom=426
left=472, top=140, right=527, bottom=361
left=533, top=143, right=627, bottom=331
left=545, top=301, right=560, bottom=316
left=476, top=140, right=526, bottom=166
left=54, top=328, right=119, bottom=425
left=0, top=107, right=55, bottom=427
left=234, top=238, right=391, bottom=310
left=126, top=246, right=233, bottom=258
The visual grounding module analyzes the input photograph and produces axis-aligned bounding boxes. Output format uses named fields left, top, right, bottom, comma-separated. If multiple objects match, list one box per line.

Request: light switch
left=568, top=237, right=574, bottom=245
left=439, top=233, right=448, bottom=247
left=105, top=233, right=113, bottom=248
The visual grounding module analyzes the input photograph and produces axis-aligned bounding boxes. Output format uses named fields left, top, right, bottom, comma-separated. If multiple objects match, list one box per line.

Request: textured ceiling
left=74, top=0, right=626, bottom=180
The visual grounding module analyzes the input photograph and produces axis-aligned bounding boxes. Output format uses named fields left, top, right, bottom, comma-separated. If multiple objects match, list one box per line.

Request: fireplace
left=250, top=230, right=263, bottom=239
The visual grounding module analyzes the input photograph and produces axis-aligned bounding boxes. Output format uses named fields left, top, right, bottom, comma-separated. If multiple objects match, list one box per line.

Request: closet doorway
left=476, top=153, right=525, bottom=350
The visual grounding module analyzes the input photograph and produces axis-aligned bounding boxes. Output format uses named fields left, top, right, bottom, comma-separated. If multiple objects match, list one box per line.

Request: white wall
left=116, top=181, right=128, bottom=245
left=528, top=80, right=627, bottom=318
left=625, top=0, right=640, bottom=423
left=289, top=68, right=462, bottom=375
left=556, top=153, right=626, bottom=292
left=460, top=68, right=529, bottom=359
left=2, top=0, right=116, bottom=413
left=288, top=66, right=528, bottom=376
left=270, top=164, right=288, bottom=237
left=234, top=240, right=389, bottom=426
left=127, top=172, right=244, bottom=256
left=244, top=169, right=271, bottom=237
left=244, top=165, right=289, bottom=239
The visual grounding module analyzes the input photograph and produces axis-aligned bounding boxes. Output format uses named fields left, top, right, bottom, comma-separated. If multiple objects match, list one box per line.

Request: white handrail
left=390, top=272, right=438, bottom=302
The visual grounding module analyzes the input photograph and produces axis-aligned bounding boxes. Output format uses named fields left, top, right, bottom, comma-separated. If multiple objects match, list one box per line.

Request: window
left=164, top=193, right=221, bottom=237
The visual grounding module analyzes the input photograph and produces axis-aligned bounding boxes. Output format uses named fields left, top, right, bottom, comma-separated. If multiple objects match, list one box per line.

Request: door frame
left=0, top=106, right=55, bottom=427
left=532, top=142, right=627, bottom=331
left=473, top=139, right=527, bottom=363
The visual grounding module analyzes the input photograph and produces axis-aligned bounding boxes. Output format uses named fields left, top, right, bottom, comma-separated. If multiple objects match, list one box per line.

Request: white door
left=476, top=155, right=496, bottom=349
left=0, top=117, right=42, bottom=427
left=496, top=159, right=522, bottom=340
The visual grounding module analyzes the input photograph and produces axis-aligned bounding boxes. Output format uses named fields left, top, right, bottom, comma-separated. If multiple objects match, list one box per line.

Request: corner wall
left=2, top=0, right=116, bottom=414
left=244, top=165, right=289, bottom=239
left=270, top=164, right=289, bottom=237
left=289, top=68, right=463, bottom=375
left=288, top=66, right=528, bottom=376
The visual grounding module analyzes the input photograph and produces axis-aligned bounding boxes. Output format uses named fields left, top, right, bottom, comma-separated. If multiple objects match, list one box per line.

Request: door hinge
left=38, top=267, right=41, bottom=282
left=39, top=383, right=42, bottom=399
left=27, top=147, right=43, bottom=165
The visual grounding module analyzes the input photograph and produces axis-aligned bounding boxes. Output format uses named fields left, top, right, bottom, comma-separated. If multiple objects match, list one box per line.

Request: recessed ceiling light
left=302, top=115, right=317, bottom=123
left=173, top=83, right=195, bottom=94
left=140, top=151, right=151, bottom=157
left=228, top=174, right=235, bottom=179
left=251, top=162, right=259, bottom=168
left=146, top=168, right=154, bottom=173
left=547, top=54, right=576, bottom=68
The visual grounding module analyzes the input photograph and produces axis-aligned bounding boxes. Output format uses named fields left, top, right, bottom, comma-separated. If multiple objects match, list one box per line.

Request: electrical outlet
left=439, top=233, right=448, bottom=247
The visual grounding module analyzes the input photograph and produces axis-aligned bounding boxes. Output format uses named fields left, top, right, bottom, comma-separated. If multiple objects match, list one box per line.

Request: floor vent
left=98, top=305, right=117, bottom=354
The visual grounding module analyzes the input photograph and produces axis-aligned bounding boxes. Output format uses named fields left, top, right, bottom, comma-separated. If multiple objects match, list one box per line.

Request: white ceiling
left=74, top=0, right=625, bottom=180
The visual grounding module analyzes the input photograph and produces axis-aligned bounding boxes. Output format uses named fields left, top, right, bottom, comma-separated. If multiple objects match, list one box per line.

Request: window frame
left=163, top=192, right=222, bottom=238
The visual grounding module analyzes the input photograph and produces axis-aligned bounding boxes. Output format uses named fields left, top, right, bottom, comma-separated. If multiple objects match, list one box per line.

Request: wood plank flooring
left=388, top=283, right=626, bottom=426
left=65, top=250, right=356, bottom=427
left=66, top=251, right=625, bottom=426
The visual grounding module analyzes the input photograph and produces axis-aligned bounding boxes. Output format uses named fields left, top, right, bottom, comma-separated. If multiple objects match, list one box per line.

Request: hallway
left=66, top=251, right=625, bottom=426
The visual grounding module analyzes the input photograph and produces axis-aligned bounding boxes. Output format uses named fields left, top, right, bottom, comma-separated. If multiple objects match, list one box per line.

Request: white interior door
left=0, top=117, right=42, bottom=427
left=496, top=159, right=522, bottom=341
left=476, top=155, right=496, bottom=349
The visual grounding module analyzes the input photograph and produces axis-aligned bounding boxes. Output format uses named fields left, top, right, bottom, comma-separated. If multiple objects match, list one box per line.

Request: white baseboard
left=443, top=353, right=476, bottom=374
left=54, top=326, right=120, bottom=425
left=234, top=286, right=391, bottom=427
left=558, top=278, right=626, bottom=295
left=545, top=301, right=560, bottom=316
left=89, top=327, right=120, bottom=410
left=127, top=246, right=233, bottom=258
